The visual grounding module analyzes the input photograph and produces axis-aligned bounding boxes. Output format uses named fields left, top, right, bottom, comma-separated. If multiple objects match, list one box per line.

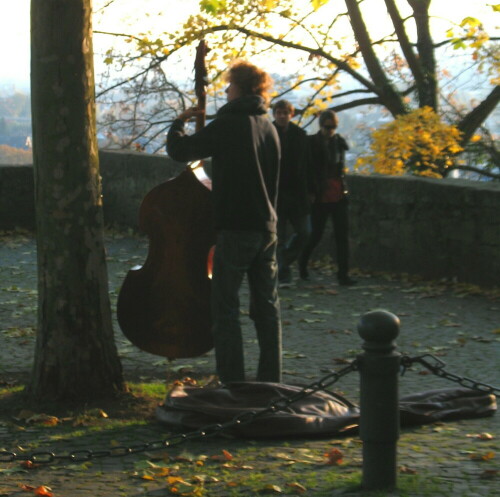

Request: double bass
left=116, top=40, right=215, bottom=359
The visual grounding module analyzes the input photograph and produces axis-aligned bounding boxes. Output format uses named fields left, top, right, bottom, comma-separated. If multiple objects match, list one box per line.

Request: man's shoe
left=338, top=276, right=357, bottom=286
left=299, top=265, right=309, bottom=280
left=279, top=266, right=292, bottom=288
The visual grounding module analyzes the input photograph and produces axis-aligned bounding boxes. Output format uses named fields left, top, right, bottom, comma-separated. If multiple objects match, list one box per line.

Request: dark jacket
left=167, top=96, right=280, bottom=232
left=308, top=131, right=349, bottom=199
left=273, top=121, right=310, bottom=216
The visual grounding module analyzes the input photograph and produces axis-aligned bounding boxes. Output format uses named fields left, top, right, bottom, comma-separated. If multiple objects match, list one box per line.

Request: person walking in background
left=167, top=60, right=282, bottom=384
left=299, top=110, right=356, bottom=286
left=272, top=100, right=311, bottom=287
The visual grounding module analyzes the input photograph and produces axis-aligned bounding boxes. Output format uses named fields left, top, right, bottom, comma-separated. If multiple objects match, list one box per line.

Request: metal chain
left=0, top=361, right=359, bottom=464
left=2, top=354, right=496, bottom=465
left=401, top=353, right=500, bottom=396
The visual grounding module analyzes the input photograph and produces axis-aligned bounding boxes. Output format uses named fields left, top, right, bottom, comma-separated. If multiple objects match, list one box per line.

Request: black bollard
left=357, top=310, right=401, bottom=491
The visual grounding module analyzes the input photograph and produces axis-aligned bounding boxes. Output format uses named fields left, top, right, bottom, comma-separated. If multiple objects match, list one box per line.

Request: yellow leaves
left=264, top=0, right=279, bottom=10
left=446, top=13, right=496, bottom=80
left=168, top=476, right=203, bottom=496
left=460, top=16, right=482, bottom=29
left=311, top=0, right=330, bottom=11
left=312, top=98, right=328, bottom=111
left=168, top=475, right=187, bottom=485
left=356, top=106, right=463, bottom=177
left=131, top=449, right=255, bottom=495
left=470, top=451, right=495, bottom=461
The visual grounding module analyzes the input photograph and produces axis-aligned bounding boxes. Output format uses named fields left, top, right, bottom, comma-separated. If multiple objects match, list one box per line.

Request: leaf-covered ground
left=0, top=230, right=498, bottom=496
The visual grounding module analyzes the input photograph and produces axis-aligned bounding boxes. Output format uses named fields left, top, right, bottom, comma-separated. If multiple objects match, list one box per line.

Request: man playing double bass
left=167, top=60, right=282, bottom=385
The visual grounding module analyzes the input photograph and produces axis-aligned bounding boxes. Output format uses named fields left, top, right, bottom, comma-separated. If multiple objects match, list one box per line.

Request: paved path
left=0, top=231, right=498, bottom=496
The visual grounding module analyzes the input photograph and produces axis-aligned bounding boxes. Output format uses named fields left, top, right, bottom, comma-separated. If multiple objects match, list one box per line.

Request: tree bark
left=30, top=0, right=124, bottom=401
left=384, top=0, right=434, bottom=109
left=344, top=0, right=407, bottom=116
left=457, top=85, right=500, bottom=145
left=407, top=0, right=437, bottom=109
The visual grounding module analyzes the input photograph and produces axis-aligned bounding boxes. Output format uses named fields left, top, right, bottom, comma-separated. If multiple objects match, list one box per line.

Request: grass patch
left=128, top=381, right=167, bottom=400
left=0, top=384, right=23, bottom=397
left=397, top=473, right=451, bottom=496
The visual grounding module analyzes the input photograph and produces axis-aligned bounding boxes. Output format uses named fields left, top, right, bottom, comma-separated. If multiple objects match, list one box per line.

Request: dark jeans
left=277, top=210, right=311, bottom=280
left=299, top=198, right=350, bottom=279
left=211, top=230, right=282, bottom=383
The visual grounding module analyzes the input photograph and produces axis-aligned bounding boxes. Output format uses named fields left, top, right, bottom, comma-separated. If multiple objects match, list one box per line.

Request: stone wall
left=1, top=150, right=498, bottom=286
left=346, top=175, right=500, bottom=287
left=0, top=150, right=186, bottom=231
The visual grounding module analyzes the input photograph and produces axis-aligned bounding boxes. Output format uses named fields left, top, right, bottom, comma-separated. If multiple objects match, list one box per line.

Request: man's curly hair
left=226, top=60, right=273, bottom=106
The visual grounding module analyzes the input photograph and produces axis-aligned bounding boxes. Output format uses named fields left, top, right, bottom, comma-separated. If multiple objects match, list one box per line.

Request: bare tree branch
left=444, top=165, right=500, bottom=180
left=457, top=85, right=500, bottom=145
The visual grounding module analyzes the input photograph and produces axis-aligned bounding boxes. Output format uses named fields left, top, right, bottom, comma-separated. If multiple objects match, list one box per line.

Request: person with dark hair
left=272, top=99, right=311, bottom=287
left=299, top=110, right=356, bottom=286
left=167, top=60, right=282, bottom=384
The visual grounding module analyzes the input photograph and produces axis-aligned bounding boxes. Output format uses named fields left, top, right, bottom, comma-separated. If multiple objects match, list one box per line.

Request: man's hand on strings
left=177, top=107, right=205, bottom=122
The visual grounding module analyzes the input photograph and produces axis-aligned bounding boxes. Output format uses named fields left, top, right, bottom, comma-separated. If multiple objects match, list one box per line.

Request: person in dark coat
left=272, top=100, right=311, bottom=287
left=167, top=61, right=282, bottom=384
left=299, top=110, right=356, bottom=286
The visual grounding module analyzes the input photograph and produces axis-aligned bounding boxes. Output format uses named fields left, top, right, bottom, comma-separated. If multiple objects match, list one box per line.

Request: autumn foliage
left=356, top=107, right=464, bottom=177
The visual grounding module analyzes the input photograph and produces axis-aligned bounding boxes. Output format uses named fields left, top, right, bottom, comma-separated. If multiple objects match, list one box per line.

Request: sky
left=0, top=0, right=497, bottom=90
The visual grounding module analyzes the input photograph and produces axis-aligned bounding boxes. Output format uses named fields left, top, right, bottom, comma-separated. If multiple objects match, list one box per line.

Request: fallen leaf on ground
left=323, top=289, right=338, bottom=295
left=286, top=482, right=307, bottom=493
left=470, top=451, right=495, bottom=461
left=26, top=414, right=60, bottom=426
left=399, top=465, right=417, bottom=474
left=19, top=485, right=54, bottom=497
left=480, top=469, right=498, bottom=479
left=324, top=448, right=343, bottom=465
left=221, top=449, right=233, bottom=460
left=15, top=410, right=35, bottom=421
left=173, top=377, right=198, bottom=386
left=466, top=433, right=494, bottom=440
left=167, top=476, right=187, bottom=485
left=333, top=357, right=351, bottom=364
left=221, top=462, right=254, bottom=470
left=259, top=484, right=283, bottom=494
left=192, top=474, right=219, bottom=484
left=210, top=450, right=233, bottom=461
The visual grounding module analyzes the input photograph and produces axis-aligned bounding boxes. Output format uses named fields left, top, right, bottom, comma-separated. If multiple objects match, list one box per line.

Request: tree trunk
left=344, top=0, right=407, bottom=116
left=384, top=0, right=429, bottom=107
left=30, top=0, right=124, bottom=401
left=457, top=85, right=500, bottom=145
left=407, top=0, right=437, bottom=110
